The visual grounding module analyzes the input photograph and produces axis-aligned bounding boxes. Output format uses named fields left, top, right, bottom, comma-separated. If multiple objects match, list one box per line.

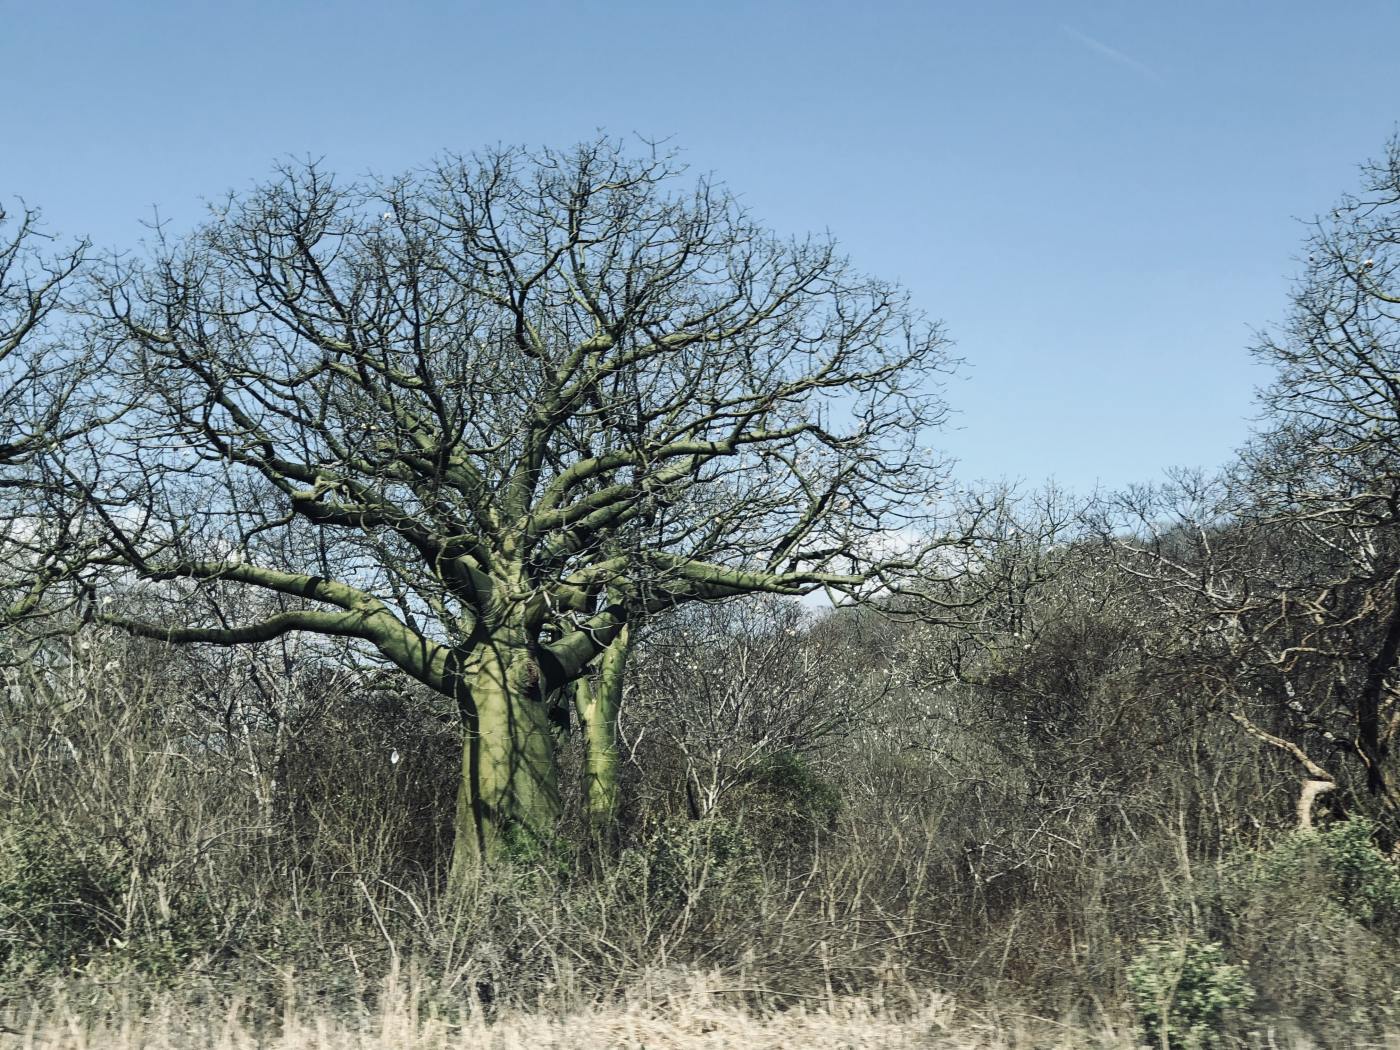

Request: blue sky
left=4, top=0, right=1397, bottom=493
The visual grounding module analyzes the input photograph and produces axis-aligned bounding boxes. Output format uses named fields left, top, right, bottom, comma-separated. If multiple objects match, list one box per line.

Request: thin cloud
left=1061, top=25, right=1164, bottom=84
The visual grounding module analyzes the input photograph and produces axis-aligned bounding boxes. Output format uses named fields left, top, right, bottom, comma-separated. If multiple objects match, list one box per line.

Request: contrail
left=1062, top=25, right=1164, bottom=84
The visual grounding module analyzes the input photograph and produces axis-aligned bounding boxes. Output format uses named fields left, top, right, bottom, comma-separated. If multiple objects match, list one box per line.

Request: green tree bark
left=573, top=625, right=629, bottom=838
left=453, top=631, right=565, bottom=869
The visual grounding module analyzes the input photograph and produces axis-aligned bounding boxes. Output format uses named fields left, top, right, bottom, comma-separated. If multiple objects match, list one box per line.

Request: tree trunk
left=574, top=624, right=629, bottom=838
left=451, top=635, right=563, bottom=873
left=1297, top=778, right=1335, bottom=832
left=1358, top=571, right=1400, bottom=800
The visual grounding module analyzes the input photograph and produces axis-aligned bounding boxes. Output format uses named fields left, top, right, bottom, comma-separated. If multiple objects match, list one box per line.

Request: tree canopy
left=87, top=141, right=961, bottom=862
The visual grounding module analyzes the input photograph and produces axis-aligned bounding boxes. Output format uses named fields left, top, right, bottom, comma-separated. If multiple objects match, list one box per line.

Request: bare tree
left=1243, top=137, right=1400, bottom=820
left=1101, top=137, right=1400, bottom=827
left=1102, top=473, right=1396, bottom=826
left=0, top=203, right=94, bottom=655
left=87, top=141, right=961, bottom=866
left=1245, top=136, right=1400, bottom=813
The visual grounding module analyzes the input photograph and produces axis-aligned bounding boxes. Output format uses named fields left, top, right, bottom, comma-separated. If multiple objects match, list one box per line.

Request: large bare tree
left=90, top=141, right=960, bottom=865
left=1240, top=134, right=1400, bottom=818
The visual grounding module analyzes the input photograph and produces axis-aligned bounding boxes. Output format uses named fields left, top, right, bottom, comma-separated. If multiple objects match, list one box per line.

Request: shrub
left=1309, top=817, right=1400, bottom=927
left=1227, top=817, right=1400, bottom=929
left=739, top=751, right=843, bottom=843
left=0, top=823, right=125, bottom=970
left=1211, top=816, right=1400, bottom=1041
left=1127, top=938, right=1253, bottom=1050
left=618, top=816, right=762, bottom=920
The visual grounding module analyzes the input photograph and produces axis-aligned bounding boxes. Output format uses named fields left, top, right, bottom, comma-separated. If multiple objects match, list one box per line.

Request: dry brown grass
left=0, top=970, right=1137, bottom=1050
left=10, top=973, right=1400, bottom=1050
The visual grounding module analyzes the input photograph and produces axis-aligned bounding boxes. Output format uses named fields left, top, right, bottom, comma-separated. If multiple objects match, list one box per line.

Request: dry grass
left=0, top=970, right=1135, bottom=1050
left=9, top=974, right=1400, bottom=1050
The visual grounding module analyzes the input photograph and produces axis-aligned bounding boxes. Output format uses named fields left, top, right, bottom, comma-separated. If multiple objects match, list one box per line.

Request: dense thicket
left=4, top=536, right=1398, bottom=1045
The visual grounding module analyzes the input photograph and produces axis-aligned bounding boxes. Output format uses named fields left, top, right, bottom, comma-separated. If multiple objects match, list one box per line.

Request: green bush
left=1210, top=816, right=1400, bottom=1041
left=740, top=751, right=843, bottom=843
left=1308, top=817, right=1400, bottom=927
left=1127, top=938, right=1253, bottom=1050
left=1231, top=817, right=1400, bottom=929
left=0, top=824, right=125, bottom=970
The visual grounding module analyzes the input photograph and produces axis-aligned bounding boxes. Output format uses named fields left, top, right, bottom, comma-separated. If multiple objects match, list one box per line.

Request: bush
left=618, top=817, right=762, bottom=920
left=739, top=751, right=843, bottom=844
left=1127, top=938, right=1253, bottom=1050
left=1308, top=817, right=1400, bottom=927
left=1211, top=817, right=1400, bottom=1041
left=1228, top=818, right=1400, bottom=927
left=0, top=823, right=125, bottom=970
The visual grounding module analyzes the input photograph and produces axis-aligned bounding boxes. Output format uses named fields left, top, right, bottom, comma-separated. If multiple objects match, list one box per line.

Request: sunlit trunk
left=574, top=625, right=629, bottom=839
left=451, top=634, right=562, bottom=874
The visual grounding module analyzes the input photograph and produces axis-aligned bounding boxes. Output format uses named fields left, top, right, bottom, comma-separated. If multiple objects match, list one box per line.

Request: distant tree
left=0, top=204, right=94, bottom=656
left=88, top=141, right=963, bottom=867
left=1106, top=137, right=1400, bottom=830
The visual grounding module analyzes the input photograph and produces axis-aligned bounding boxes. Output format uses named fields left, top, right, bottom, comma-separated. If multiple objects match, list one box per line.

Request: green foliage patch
left=1127, top=938, right=1254, bottom=1050
left=740, top=751, right=843, bottom=842
left=1227, top=817, right=1400, bottom=930
left=0, top=823, right=125, bottom=970
left=618, top=816, right=762, bottom=918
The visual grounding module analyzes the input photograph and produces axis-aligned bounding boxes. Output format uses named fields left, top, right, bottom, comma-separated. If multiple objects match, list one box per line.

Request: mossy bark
left=451, top=636, right=563, bottom=873
left=573, top=625, right=629, bottom=837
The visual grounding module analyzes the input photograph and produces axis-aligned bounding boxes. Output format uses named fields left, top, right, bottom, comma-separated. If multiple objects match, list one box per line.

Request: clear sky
left=4, top=0, right=1397, bottom=494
